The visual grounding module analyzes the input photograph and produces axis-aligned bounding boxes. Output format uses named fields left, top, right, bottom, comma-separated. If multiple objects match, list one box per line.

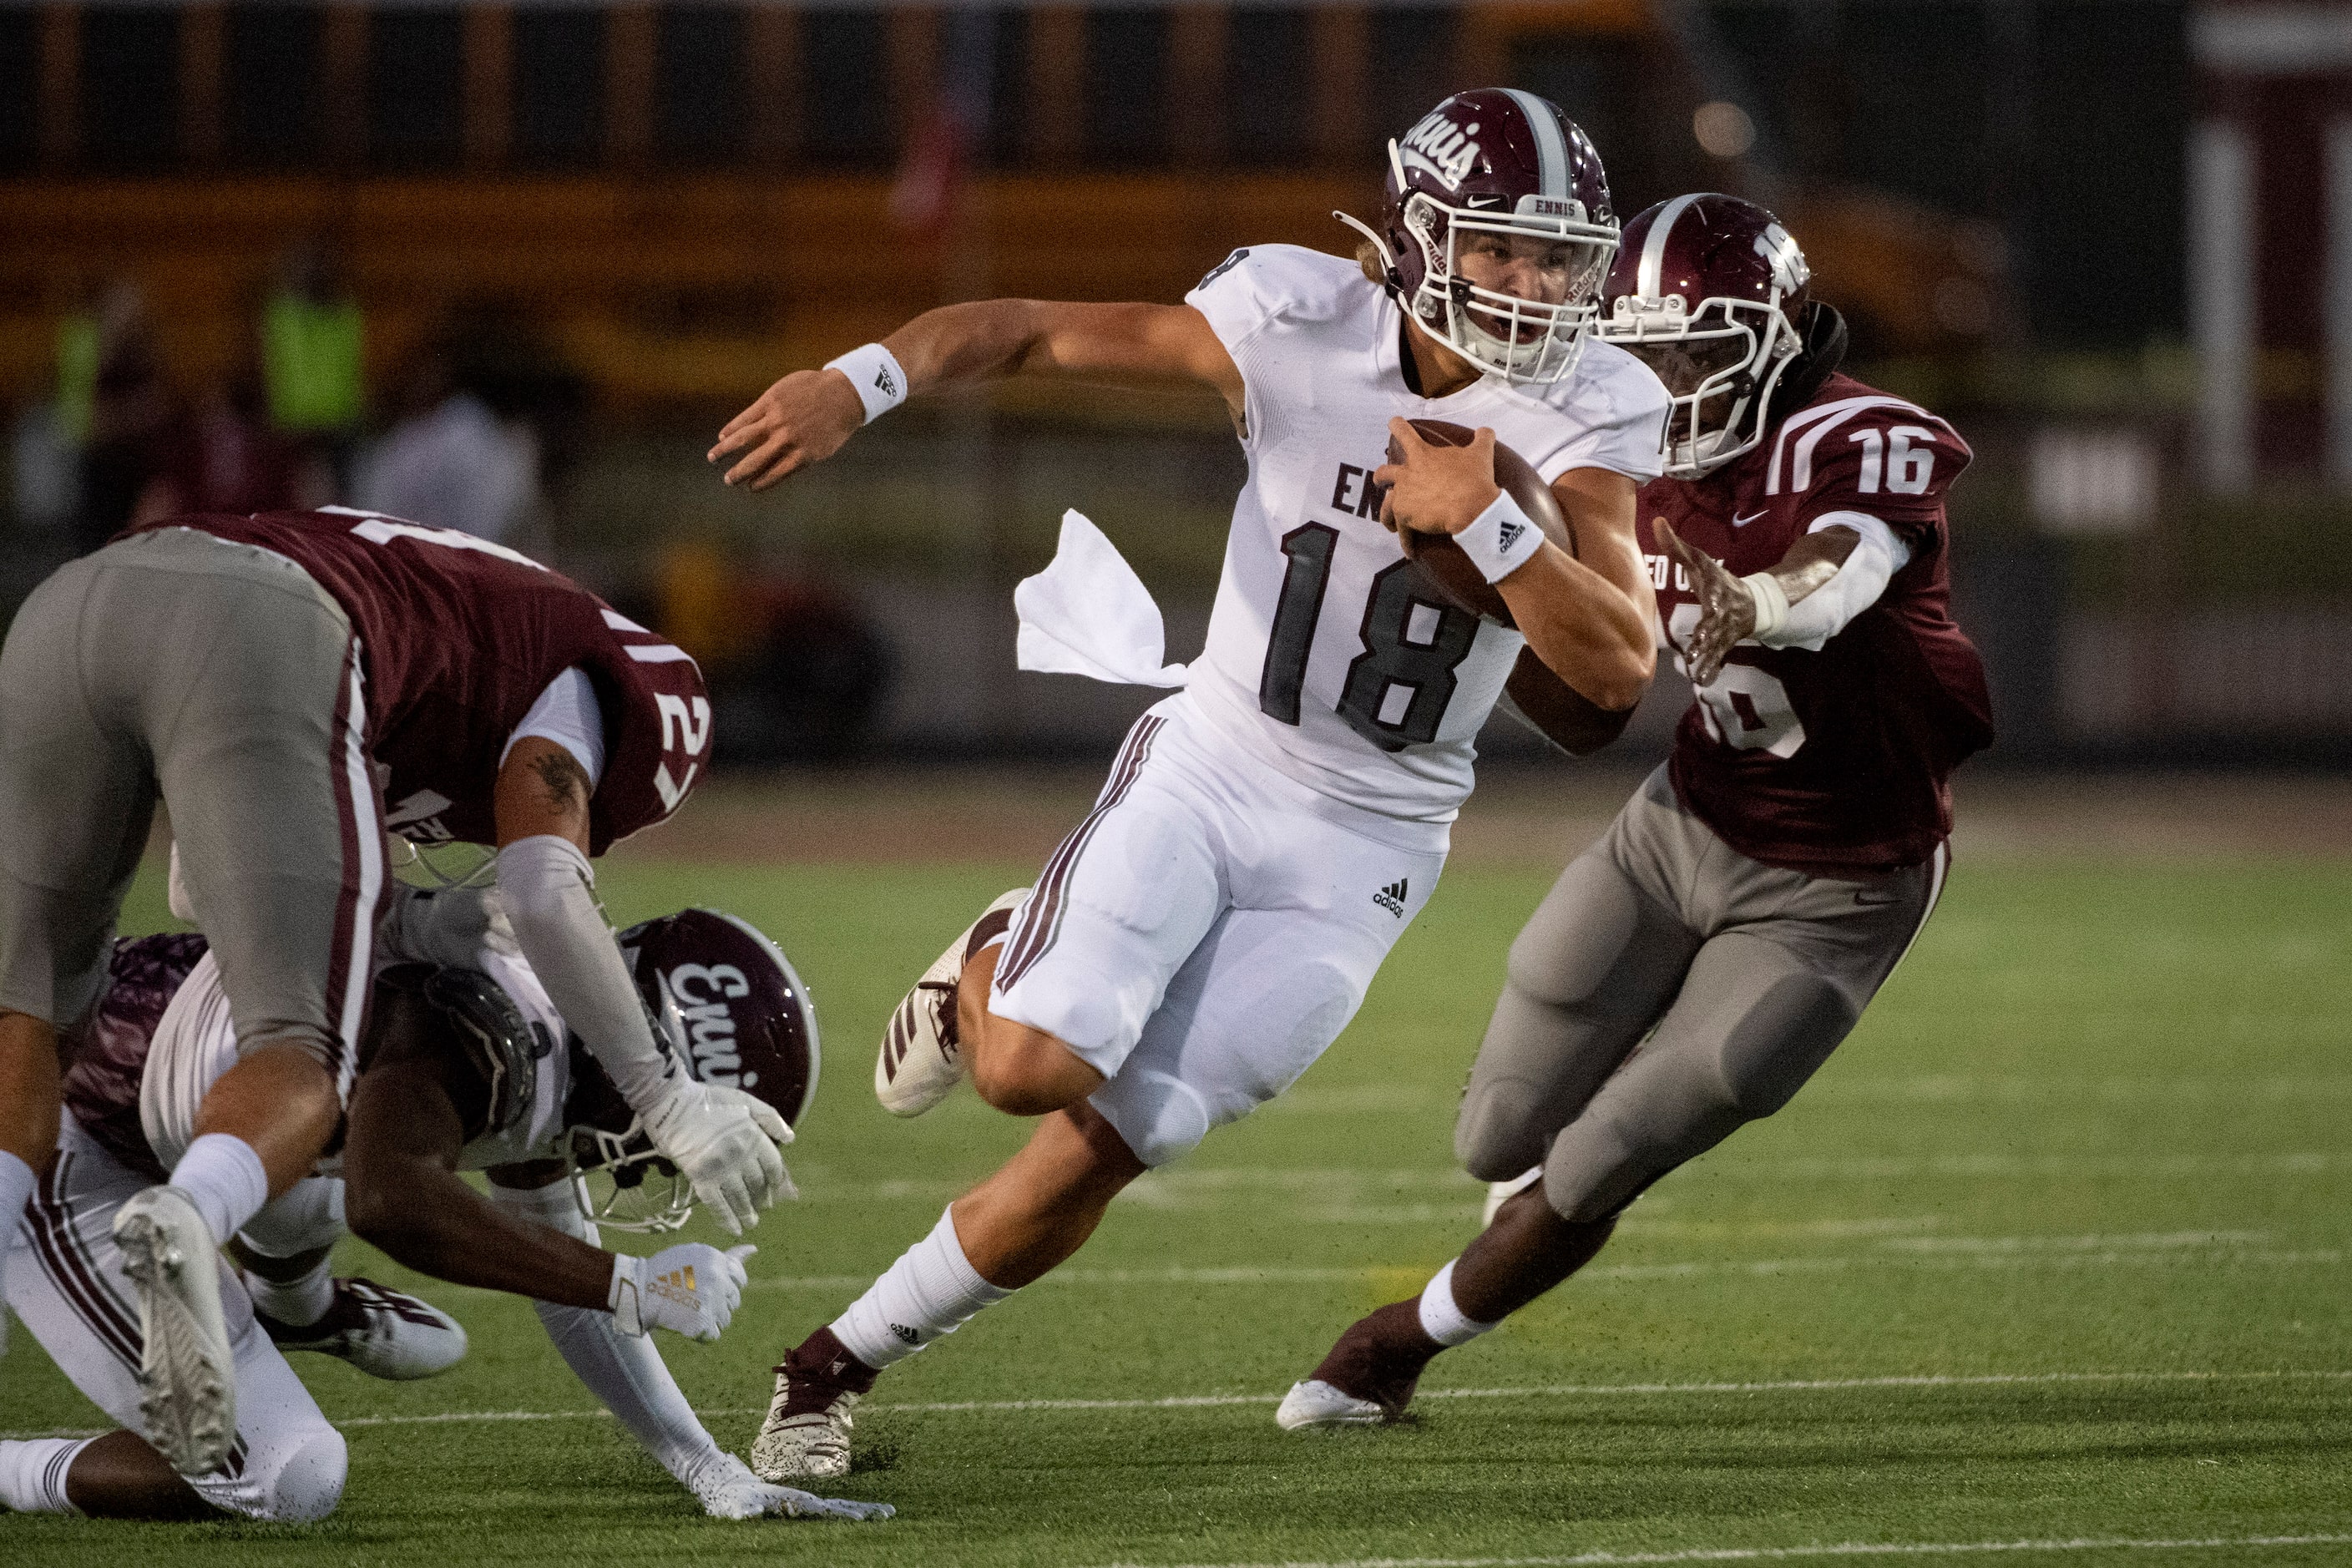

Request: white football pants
left=5, top=1118, right=347, bottom=1521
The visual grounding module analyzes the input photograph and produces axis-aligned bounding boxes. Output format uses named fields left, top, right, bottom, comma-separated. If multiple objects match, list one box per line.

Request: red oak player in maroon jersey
left=0, top=507, right=787, bottom=1476
left=1278, top=195, right=1993, bottom=1429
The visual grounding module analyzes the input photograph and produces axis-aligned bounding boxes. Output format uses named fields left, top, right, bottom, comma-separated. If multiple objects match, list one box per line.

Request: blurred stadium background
left=2, top=0, right=2343, bottom=769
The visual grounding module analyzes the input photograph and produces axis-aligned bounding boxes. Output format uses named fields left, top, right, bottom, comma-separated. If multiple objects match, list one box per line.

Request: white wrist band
left=1742, top=572, right=1789, bottom=640
left=823, top=343, right=909, bottom=425
left=608, top=1254, right=647, bottom=1336
left=1454, top=488, right=1544, bottom=584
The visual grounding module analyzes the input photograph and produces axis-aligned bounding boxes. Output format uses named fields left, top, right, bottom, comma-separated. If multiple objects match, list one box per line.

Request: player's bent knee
left=969, top=1019, right=1102, bottom=1116
left=1455, top=1079, right=1552, bottom=1183
left=258, top=1428, right=346, bottom=1524
left=1540, top=1113, right=1654, bottom=1223
left=1715, top=974, right=1858, bottom=1120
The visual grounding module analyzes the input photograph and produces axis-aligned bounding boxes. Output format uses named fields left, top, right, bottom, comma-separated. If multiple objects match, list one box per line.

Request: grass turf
left=3, top=854, right=2348, bottom=1565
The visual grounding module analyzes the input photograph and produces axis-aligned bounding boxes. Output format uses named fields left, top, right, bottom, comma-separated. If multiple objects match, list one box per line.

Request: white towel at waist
left=1014, top=510, right=1191, bottom=689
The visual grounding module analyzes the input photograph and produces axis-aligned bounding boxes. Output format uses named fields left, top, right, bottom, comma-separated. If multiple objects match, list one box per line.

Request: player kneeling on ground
left=711, top=89, right=1672, bottom=1479
left=1, top=909, right=891, bottom=1525
left=1278, top=195, right=1994, bottom=1428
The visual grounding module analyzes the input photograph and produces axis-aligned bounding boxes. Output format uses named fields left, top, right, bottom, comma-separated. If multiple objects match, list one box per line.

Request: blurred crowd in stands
left=12, top=244, right=549, bottom=558
left=6, top=242, right=893, bottom=762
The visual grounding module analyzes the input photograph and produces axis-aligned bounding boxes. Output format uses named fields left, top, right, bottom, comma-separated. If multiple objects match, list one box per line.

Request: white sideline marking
left=1091, top=1534, right=2352, bottom=1567
left=14, top=1367, right=2346, bottom=1440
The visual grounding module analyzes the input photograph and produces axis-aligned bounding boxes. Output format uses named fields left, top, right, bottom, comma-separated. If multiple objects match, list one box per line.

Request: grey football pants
left=1458, top=766, right=1945, bottom=1222
left=0, top=528, right=383, bottom=1091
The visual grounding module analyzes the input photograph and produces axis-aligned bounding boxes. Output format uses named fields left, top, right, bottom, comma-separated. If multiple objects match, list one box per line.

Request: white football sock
left=169, top=1133, right=271, bottom=1245
left=0, top=1436, right=94, bottom=1514
left=0, top=1151, right=34, bottom=1236
left=830, top=1206, right=1014, bottom=1371
left=1417, top=1258, right=1499, bottom=1348
left=244, top=1255, right=335, bottom=1328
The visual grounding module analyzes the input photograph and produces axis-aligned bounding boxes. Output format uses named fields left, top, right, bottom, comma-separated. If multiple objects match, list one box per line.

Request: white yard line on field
left=1089, top=1533, right=2352, bottom=1568
left=14, top=1367, right=2345, bottom=1441
left=734, top=1233, right=2340, bottom=1293
left=807, top=1152, right=2352, bottom=1209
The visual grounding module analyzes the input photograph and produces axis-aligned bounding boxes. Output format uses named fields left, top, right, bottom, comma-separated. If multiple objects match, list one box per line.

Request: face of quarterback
left=1453, top=230, right=1580, bottom=344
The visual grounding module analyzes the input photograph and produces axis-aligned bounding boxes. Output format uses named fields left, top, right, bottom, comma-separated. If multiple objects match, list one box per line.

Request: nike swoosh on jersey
left=1732, top=510, right=1767, bottom=528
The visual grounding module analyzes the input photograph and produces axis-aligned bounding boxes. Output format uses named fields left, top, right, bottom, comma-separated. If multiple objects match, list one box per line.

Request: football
left=1381, top=418, right=1575, bottom=626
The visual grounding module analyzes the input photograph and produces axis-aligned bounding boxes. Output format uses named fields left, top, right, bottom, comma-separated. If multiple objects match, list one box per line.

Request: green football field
left=4, top=843, right=2349, bottom=1565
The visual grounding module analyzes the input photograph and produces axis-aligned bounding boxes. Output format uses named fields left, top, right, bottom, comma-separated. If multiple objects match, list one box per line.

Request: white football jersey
left=139, top=945, right=574, bottom=1176
left=1179, top=244, right=1669, bottom=824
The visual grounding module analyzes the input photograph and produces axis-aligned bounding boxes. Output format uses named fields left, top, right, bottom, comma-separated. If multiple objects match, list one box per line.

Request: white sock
left=168, top=1133, right=271, bottom=1244
left=1417, top=1258, right=1499, bottom=1348
left=244, top=1255, right=336, bottom=1327
left=0, top=1151, right=34, bottom=1236
left=831, top=1206, right=1014, bottom=1370
left=0, top=1437, right=94, bottom=1514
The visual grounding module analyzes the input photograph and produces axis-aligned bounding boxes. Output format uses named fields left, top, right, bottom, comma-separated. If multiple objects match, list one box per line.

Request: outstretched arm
left=492, top=736, right=791, bottom=1237
left=340, top=1055, right=615, bottom=1308
left=340, top=1024, right=754, bottom=1339
left=709, top=301, right=1244, bottom=491
left=487, top=1174, right=891, bottom=1522
left=1657, top=518, right=1889, bottom=686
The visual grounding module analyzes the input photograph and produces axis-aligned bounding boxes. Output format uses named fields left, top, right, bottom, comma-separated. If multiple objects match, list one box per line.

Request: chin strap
left=1333, top=210, right=1404, bottom=294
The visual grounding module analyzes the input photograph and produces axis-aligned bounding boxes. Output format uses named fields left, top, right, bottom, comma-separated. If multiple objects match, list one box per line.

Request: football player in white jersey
left=1, top=914, right=891, bottom=1527
left=708, top=89, right=1671, bottom=1479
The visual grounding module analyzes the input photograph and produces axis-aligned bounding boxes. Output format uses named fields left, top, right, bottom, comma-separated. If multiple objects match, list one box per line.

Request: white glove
left=608, top=1242, right=754, bottom=1342
left=640, top=1080, right=795, bottom=1237
left=684, top=1450, right=894, bottom=1522
left=382, top=882, right=518, bottom=968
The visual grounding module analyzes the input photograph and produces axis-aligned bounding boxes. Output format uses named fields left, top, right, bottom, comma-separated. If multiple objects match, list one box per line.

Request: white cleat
left=113, top=1187, right=236, bottom=1475
left=874, top=888, right=1029, bottom=1118
left=750, top=1368, right=862, bottom=1480
left=1277, top=1378, right=1389, bottom=1431
left=1482, top=1166, right=1543, bottom=1227
left=259, top=1277, right=468, bottom=1380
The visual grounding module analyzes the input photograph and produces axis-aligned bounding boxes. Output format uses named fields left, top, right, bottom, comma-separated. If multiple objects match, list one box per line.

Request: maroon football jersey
left=1636, top=373, right=1994, bottom=875
left=134, top=509, right=711, bottom=855
left=61, top=933, right=211, bottom=1182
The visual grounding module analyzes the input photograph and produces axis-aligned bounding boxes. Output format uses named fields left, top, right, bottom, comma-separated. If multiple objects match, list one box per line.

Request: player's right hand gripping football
left=640, top=1079, right=796, bottom=1237
left=609, top=1242, right=756, bottom=1342
left=707, top=367, right=868, bottom=491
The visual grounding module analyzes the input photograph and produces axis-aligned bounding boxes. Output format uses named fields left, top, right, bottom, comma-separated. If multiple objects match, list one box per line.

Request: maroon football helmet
left=1596, top=193, right=1813, bottom=476
left=1338, top=89, right=1619, bottom=385
left=565, top=908, right=821, bottom=1232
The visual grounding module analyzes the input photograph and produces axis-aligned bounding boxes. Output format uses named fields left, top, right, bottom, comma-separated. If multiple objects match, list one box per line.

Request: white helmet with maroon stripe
left=1338, top=88, right=1620, bottom=385
left=1596, top=193, right=1816, bottom=477
left=565, top=908, right=820, bottom=1232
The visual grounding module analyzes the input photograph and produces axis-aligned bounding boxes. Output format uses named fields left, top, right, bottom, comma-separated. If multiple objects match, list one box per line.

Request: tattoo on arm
left=530, top=747, right=591, bottom=817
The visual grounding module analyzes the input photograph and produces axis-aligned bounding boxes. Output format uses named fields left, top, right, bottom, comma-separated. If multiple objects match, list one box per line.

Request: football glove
left=381, top=882, right=518, bottom=969
left=684, top=1450, right=894, bottom=1522
left=609, top=1242, right=755, bottom=1342
left=640, top=1079, right=795, bottom=1237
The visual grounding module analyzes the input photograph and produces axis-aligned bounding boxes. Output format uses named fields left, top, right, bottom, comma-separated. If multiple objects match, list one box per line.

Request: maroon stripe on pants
left=318, top=640, right=376, bottom=1091
left=28, top=1156, right=142, bottom=1373
left=997, top=716, right=1164, bottom=991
